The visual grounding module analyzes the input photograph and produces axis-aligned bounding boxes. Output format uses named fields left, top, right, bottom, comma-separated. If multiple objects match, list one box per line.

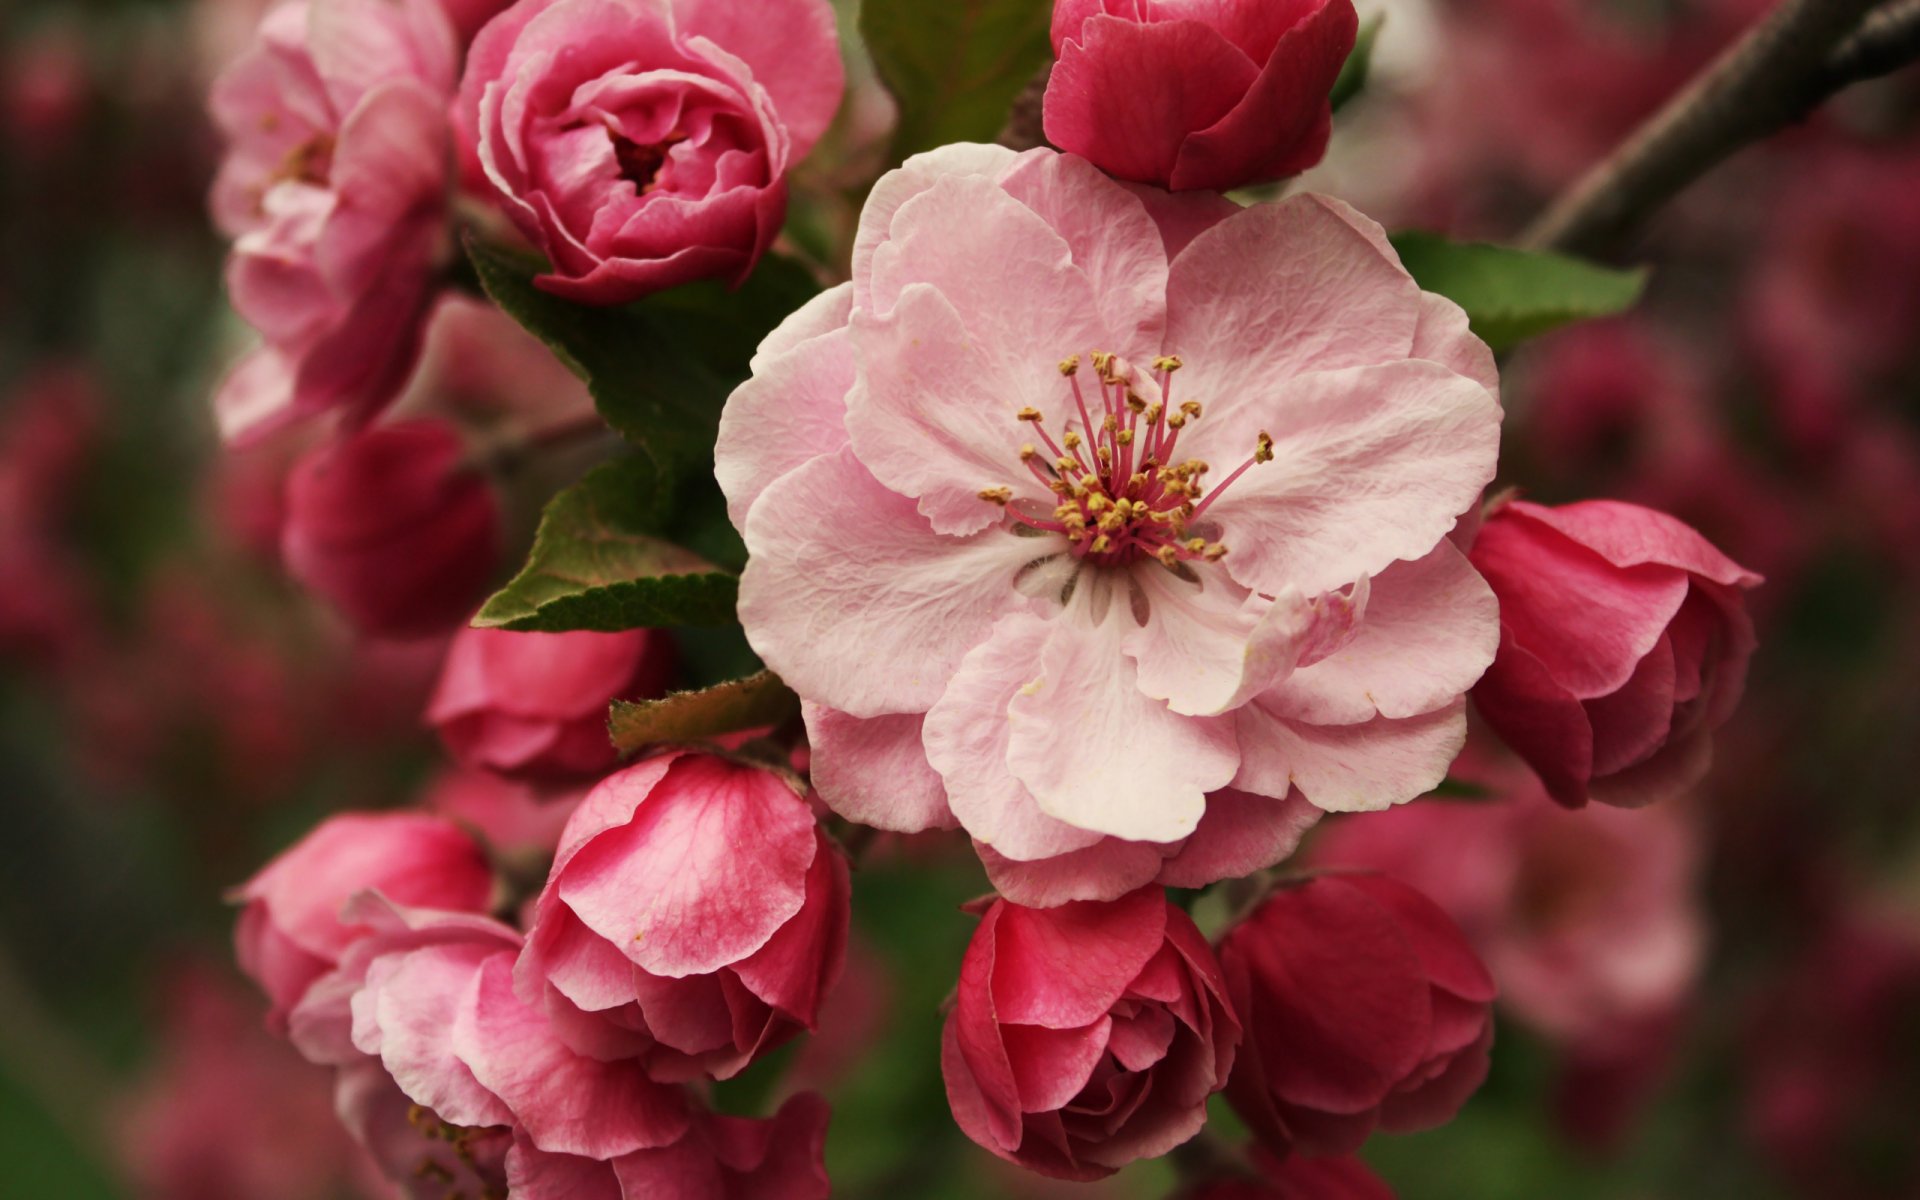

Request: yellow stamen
left=978, top=486, right=1013, bottom=506
left=1255, top=431, right=1275, bottom=463
left=1059, top=355, right=1081, bottom=376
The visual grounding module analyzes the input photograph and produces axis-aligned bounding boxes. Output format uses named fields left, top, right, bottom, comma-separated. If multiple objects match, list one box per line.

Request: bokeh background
left=1, top=0, right=1917, bottom=1197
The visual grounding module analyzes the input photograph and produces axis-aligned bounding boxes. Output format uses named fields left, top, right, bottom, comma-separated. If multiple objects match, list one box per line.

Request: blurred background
left=1, top=0, right=1917, bottom=1197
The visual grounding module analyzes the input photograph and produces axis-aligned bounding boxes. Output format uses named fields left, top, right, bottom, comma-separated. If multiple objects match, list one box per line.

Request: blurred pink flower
left=234, top=811, right=494, bottom=1027
left=1470, top=498, right=1760, bottom=808
left=943, top=887, right=1239, bottom=1181
left=423, top=765, right=586, bottom=859
left=282, top=419, right=501, bottom=638
left=721, top=144, right=1501, bottom=900
left=1044, top=0, right=1356, bottom=192
left=209, top=0, right=459, bottom=443
left=1220, top=873, right=1495, bottom=1156
left=455, top=0, right=843, bottom=304
left=518, top=752, right=849, bottom=1082
left=1178, top=1148, right=1394, bottom=1199
left=427, top=625, right=677, bottom=781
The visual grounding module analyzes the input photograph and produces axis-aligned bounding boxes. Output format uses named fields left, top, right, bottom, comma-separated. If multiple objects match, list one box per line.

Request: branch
left=1523, top=0, right=1907, bottom=256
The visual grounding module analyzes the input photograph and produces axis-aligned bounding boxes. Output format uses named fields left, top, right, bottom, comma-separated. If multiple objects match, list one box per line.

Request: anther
left=1157, top=545, right=1182, bottom=568
left=1154, top=355, right=1183, bottom=373
left=1126, top=393, right=1148, bottom=414
left=1064, top=431, right=1083, bottom=450
left=1090, top=534, right=1113, bottom=554
left=1180, top=401, right=1203, bottom=419
left=1166, top=412, right=1187, bottom=430
left=1204, top=543, right=1229, bottom=561
left=1187, top=537, right=1207, bottom=553
left=1019, top=443, right=1038, bottom=461
left=1059, top=355, right=1081, bottom=376
left=1018, top=407, right=1044, bottom=423
left=978, top=486, right=1013, bottom=506
left=1255, top=431, right=1275, bottom=463
left=1116, top=429, right=1135, bottom=445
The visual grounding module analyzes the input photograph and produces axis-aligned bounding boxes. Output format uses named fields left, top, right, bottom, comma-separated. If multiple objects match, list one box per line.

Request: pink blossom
left=1045, top=0, right=1357, bottom=192
left=290, top=895, right=694, bottom=1163
left=209, top=0, right=458, bottom=443
left=517, top=751, right=849, bottom=1082
left=720, top=145, right=1502, bottom=900
left=283, top=419, right=501, bottom=638
left=455, top=0, right=843, bottom=304
left=423, top=766, right=586, bottom=859
left=942, top=887, right=1240, bottom=1181
left=1310, top=768, right=1705, bottom=1050
left=1219, top=873, right=1496, bottom=1156
left=427, top=625, right=677, bottom=781
left=233, top=811, right=494, bottom=1027
left=1468, top=498, right=1761, bottom=808
left=505, top=1092, right=832, bottom=1199
left=333, top=1060, right=514, bottom=1200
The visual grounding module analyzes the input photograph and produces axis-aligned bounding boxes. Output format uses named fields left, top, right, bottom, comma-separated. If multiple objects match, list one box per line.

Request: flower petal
left=716, top=321, right=855, bottom=529
left=1235, top=700, right=1467, bottom=813
left=802, top=703, right=956, bottom=832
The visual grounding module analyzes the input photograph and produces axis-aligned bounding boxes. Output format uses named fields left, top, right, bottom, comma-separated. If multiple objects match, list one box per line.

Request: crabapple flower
left=210, top=0, right=458, bottom=443
left=517, top=752, right=849, bottom=1082
left=282, top=419, right=501, bottom=638
left=505, top=1092, right=832, bottom=1199
left=1045, top=0, right=1358, bottom=192
left=233, top=811, right=493, bottom=1028
left=456, top=0, right=843, bottom=304
left=334, top=1060, right=513, bottom=1200
left=1468, top=498, right=1760, bottom=808
left=427, top=626, right=676, bottom=781
left=289, top=895, right=693, bottom=1162
left=1310, top=769, right=1705, bottom=1049
left=721, top=144, right=1502, bottom=898
left=942, top=887, right=1239, bottom=1181
left=1219, top=873, right=1496, bottom=1156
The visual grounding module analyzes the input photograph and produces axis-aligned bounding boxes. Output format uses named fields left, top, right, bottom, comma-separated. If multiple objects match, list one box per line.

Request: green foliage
left=465, top=236, right=819, bottom=480
left=1330, top=14, right=1384, bottom=112
left=1389, top=231, right=1648, bottom=353
left=860, top=0, right=1056, bottom=162
left=608, top=670, right=798, bottom=754
left=475, top=457, right=738, bottom=633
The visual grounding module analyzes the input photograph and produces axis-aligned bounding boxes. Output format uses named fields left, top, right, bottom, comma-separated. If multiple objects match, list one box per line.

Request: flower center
left=270, top=132, right=334, bottom=189
left=979, top=353, right=1272, bottom=571
left=611, top=129, right=684, bottom=192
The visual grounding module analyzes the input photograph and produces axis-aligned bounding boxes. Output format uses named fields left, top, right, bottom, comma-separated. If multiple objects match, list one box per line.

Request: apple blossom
left=517, top=751, right=849, bottom=1082
left=1468, top=498, right=1761, bottom=808
left=282, top=419, right=501, bottom=638
left=1219, top=873, right=1496, bottom=1156
left=455, top=0, right=843, bottom=304
left=427, top=625, right=676, bottom=781
left=210, top=0, right=458, bottom=443
left=722, top=144, right=1501, bottom=899
left=1045, top=0, right=1358, bottom=192
left=233, top=811, right=493, bottom=1027
left=942, top=887, right=1239, bottom=1180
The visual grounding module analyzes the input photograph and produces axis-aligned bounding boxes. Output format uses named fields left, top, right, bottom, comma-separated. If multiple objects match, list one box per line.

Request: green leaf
left=1388, top=231, right=1648, bottom=353
left=475, top=457, right=739, bottom=633
left=1330, top=14, right=1383, bottom=112
left=861, top=0, right=1056, bottom=162
left=608, top=670, right=798, bottom=753
left=464, top=236, right=820, bottom=478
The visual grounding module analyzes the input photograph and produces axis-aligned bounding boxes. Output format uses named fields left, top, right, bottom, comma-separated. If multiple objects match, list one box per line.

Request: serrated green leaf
left=1330, top=14, right=1383, bottom=112
left=475, top=457, right=739, bottom=632
left=608, top=670, right=798, bottom=753
left=861, top=0, right=1056, bottom=162
left=464, top=236, right=820, bottom=479
left=1388, top=231, right=1647, bottom=353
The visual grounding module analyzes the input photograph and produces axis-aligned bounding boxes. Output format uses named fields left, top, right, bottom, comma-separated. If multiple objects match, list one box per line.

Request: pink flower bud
left=232, top=812, right=494, bottom=1027
left=941, top=887, right=1240, bottom=1181
left=1220, top=873, right=1496, bottom=1156
left=455, top=0, right=844, bottom=304
left=426, top=626, right=677, bottom=781
left=1044, top=0, right=1358, bottom=192
left=282, top=420, right=501, bottom=639
left=1468, top=499, right=1761, bottom=808
left=518, top=751, right=850, bottom=1082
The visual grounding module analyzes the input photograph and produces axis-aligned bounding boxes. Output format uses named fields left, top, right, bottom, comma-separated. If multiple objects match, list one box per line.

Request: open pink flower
left=506, top=1092, right=831, bottom=1199
left=943, top=887, right=1240, bottom=1181
left=1045, top=0, right=1358, bottom=192
left=721, top=145, right=1502, bottom=900
left=1468, top=498, right=1760, bottom=808
left=456, top=0, right=842, bottom=304
left=1219, top=873, right=1496, bottom=1156
left=517, top=752, right=849, bottom=1082
left=210, top=0, right=458, bottom=443
left=233, top=811, right=493, bottom=1027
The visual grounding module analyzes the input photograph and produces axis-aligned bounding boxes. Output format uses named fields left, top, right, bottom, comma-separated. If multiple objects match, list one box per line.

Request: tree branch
left=1523, top=0, right=1908, bottom=257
